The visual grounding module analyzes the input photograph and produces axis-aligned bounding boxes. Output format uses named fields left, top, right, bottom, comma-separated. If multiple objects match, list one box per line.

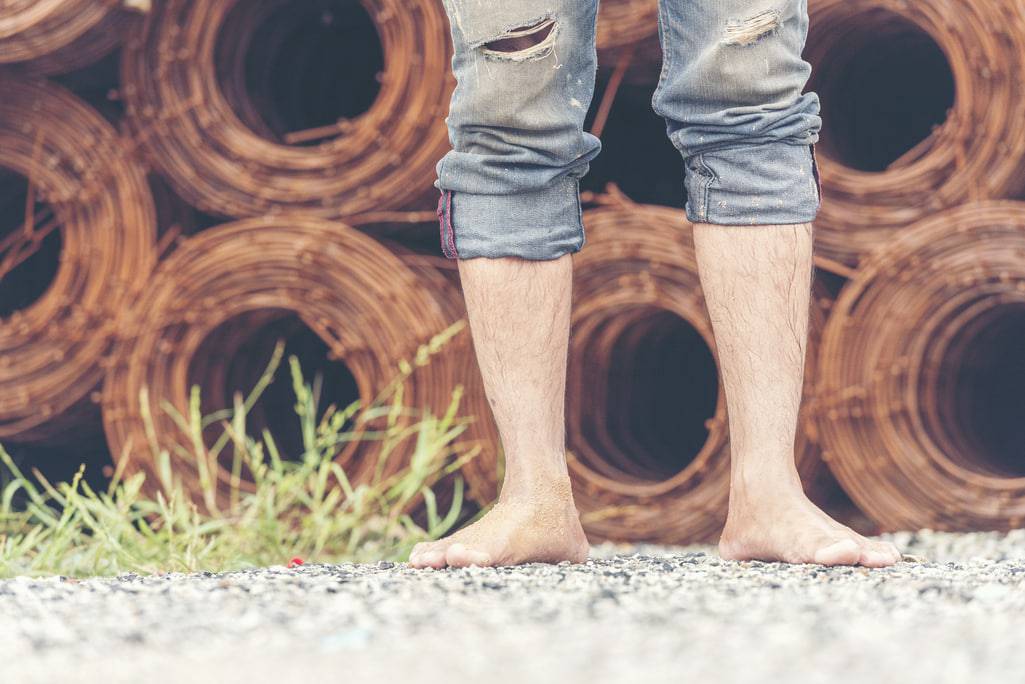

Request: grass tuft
left=0, top=323, right=478, bottom=578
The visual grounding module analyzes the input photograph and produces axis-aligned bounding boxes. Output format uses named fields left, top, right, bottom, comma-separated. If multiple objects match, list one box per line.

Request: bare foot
left=408, top=476, right=589, bottom=569
left=719, top=483, right=901, bottom=568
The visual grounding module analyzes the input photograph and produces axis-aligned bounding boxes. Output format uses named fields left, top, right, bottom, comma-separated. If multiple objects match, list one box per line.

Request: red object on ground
left=287, top=557, right=304, bottom=569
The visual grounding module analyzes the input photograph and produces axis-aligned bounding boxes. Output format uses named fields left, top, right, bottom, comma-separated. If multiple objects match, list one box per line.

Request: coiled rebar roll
left=568, top=203, right=826, bottom=543
left=816, top=201, right=1025, bottom=531
left=0, top=77, right=156, bottom=442
left=120, top=0, right=452, bottom=220
left=597, top=0, right=658, bottom=52
left=805, top=0, right=1025, bottom=266
left=100, top=217, right=489, bottom=497
left=0, top=0, right=132, bottom=75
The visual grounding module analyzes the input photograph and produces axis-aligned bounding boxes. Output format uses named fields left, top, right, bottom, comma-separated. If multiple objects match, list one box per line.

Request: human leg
left=410, top=0, right=600, bottom=569
left=654, top=0, right=898, bottom=566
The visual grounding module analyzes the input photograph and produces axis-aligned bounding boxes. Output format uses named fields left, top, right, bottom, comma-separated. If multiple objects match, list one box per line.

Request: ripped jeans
left=435, top=0, right=822, bottom=260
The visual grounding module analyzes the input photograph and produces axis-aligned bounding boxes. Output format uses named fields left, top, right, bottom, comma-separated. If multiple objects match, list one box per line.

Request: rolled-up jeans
left=435, top=0, right=822, bottom=260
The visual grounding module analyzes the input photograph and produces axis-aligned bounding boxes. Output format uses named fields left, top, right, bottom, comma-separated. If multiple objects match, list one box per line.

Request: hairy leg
left=694, top=223, right=899, bottom=567
left=408, top=255, right=588, bottom=569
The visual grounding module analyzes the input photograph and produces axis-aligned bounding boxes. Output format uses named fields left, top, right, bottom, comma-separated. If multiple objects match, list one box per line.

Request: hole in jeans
left=482, top=19, right=557, bottom=56
left=723, top=9, right=782, bottom=46
left=807, top=10, right=955, bottom=172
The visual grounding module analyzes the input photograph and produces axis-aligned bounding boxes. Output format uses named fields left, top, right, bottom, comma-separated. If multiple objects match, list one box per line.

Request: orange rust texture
left=2, top=0, right=1025, bottom=540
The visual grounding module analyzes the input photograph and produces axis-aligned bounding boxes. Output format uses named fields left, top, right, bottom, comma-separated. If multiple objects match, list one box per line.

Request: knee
left=712, top=43, right=809, bottom=110
left=657, top=1, right=813, bottom=113
left=434, top=0, right=598, bottom=259
left=447, top=0, right=572, bottom=75
left=443, top=1, right=595, bottom=134
left=654, top=12, right=821, bottom=155
left=705, top=28, right=811, bottom=111
left=449, top=14, right=568, bottom=127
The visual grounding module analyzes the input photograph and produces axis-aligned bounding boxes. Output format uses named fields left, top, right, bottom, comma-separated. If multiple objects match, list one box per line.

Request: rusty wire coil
left=382, top=241, right=502, bottom=504
left=0, top=77, right=156, bottom=442
left=0, top=0, right=132, bottom=75
left=149, top=172, right=201, bottom=243
left=805, top=0, right=1025, bottom=267
left=119, top=0, right=452, bottom=220
left=597, top=0, right=658, bottom=53
left=815, top=201, right=1025, bottom=531
left=100, top=216, right=488, bottom=498
left=567, top=201, right=827, bottom=543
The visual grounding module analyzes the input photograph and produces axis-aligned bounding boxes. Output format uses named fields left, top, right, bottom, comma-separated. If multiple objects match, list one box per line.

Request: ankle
left=497, top=467, right=574, bottom=506
left=729, top=464, right=805, bottom=503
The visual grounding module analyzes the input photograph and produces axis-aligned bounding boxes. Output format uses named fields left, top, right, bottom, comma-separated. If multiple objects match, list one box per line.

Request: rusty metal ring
left=0, top=0, right=131, bottom=75
left=806, top=0, right=1025, bottom=266
left=567, top=203, right=826, bottom=543
left=100, top=216, right=488, bottom=498
left=597, top=0, right=659, bottom=53
left=0, top=77, right=156, bottom=442
left=816, top=201, right=1025, bottom=531
left=120, top=0, right=452, bottom=220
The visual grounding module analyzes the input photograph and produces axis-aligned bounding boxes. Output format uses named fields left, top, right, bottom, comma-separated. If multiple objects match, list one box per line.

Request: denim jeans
left=435, top=0, right=822, bottom=260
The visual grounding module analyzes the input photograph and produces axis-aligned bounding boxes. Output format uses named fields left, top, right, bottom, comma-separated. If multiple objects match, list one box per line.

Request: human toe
left=813, top=538, right=861, bottom=566
left=409, top=543, right=447, bottom=569
left=445, top=543, right=493, bottom=568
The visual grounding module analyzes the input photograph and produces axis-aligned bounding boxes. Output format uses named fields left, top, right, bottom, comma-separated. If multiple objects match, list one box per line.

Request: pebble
left=1, top=531, right=1023, bottom=683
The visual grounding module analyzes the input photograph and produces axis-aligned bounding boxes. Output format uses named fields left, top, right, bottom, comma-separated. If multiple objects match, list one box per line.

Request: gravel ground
left=2, top=530, right=1024, bottom=684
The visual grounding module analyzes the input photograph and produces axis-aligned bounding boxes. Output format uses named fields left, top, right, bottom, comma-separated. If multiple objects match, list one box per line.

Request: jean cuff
left=683, top=142, right=821, bottom=225
left=437, top=177, right=585, bottom=260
